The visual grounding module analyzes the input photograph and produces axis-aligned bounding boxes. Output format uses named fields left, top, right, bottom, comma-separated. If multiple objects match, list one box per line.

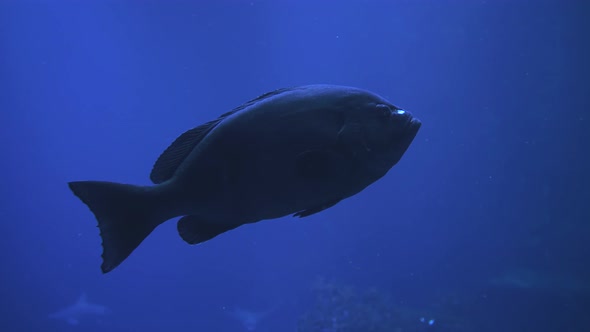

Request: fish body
left=69, top=85, right=421, bottom=273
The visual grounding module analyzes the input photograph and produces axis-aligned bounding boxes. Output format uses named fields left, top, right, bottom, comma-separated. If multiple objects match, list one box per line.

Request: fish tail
left=68, top=181, right=166, bottom=273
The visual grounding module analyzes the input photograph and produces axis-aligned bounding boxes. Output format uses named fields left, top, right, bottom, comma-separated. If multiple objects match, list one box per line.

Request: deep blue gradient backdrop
left=1, top=1, right=588, bottom=331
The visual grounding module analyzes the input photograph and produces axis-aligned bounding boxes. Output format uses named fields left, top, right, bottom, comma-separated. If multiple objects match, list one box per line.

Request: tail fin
left=68, top=181, right=166, bottom=273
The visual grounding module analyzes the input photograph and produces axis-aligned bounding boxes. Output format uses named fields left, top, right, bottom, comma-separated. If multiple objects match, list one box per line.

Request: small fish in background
left=226, top=306, right=275, bottom=331
left=48, top=293, right=109, bottom=325
left=488, top=267, right=590, bottom=296
left=68, top=84, right=421, bottom=273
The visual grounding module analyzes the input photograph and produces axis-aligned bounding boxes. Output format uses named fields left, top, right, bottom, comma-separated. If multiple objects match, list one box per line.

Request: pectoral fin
left=293, top=199, right=342, bottom=218
left=295, top=149, right=343, bottom=180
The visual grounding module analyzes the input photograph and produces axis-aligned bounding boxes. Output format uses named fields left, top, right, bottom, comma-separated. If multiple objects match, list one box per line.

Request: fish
left=48, top=293, right=109, bottom=325
left=227, top=306, right=274, bottom=330
left=68, top=84, right=421, bottom=273
left=489, top=267, right=590, bottom=296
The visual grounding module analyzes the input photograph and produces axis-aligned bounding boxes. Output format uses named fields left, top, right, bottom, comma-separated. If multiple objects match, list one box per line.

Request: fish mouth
left=407, top=117, right=422, bottom=132
left=394, top=109, right=421, bottom=134
left=403, top=117, right=421, bottom=144
left=393, top=112, right=421, bottom=146
left=384, top=108, right=421, bottom=149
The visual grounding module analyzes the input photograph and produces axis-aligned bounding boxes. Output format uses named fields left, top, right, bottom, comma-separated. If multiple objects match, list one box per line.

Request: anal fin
left=177, top=216, right=241, bottom=245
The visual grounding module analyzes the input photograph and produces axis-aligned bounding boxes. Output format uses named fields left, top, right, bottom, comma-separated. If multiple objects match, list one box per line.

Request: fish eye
left=375, top=104, right=391, bottom=118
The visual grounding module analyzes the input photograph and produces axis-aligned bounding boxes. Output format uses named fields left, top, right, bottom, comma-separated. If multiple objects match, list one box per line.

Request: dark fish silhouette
left=69, top=85, right=421, bottom=273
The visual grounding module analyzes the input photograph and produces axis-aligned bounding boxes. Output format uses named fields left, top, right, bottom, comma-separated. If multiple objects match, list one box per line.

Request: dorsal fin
left=150, top=118, right=224, bottom=184
left=219, top=87, right=294, bottom=117
left=150, top=87, right=297, bottom=184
